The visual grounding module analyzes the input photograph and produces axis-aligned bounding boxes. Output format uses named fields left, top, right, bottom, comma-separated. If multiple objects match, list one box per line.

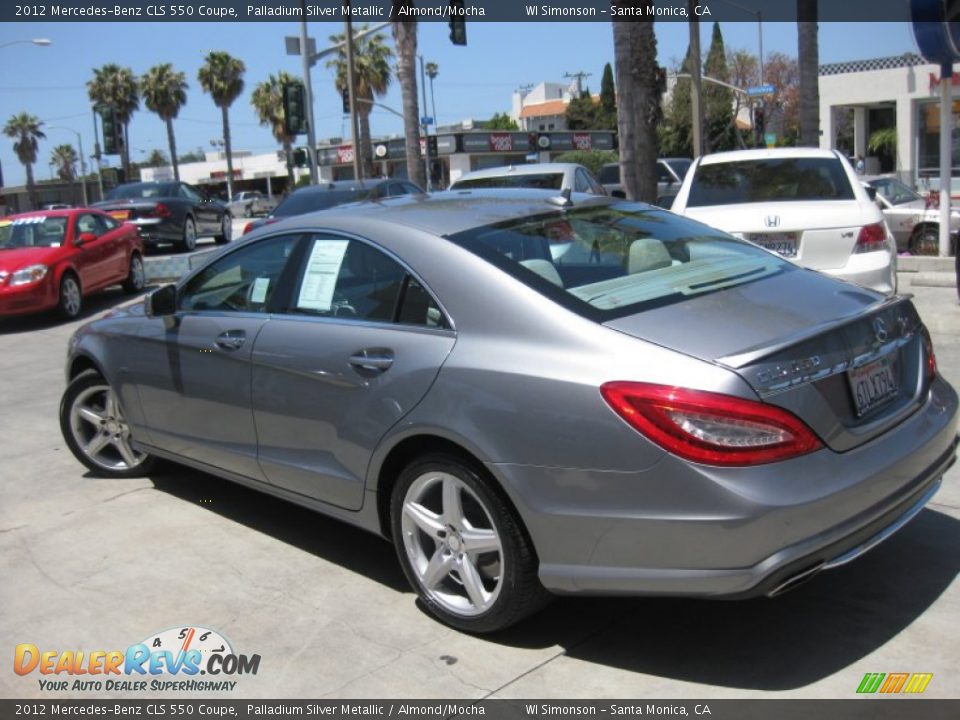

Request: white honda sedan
left=671, top=148, right=897, bottom=294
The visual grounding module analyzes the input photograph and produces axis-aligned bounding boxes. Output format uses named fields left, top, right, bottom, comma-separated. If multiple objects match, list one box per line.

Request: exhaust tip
left=767, top=562, right=824, bottom=598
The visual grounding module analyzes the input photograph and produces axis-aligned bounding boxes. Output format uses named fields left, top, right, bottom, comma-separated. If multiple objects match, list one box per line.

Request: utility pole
left=299, top=0, right=318, bottom=184
left=563, top=70, right=592, bottom=96
left=343, top=2, right=363, bottom=184
left=419, top=55, right=432, bottom=191
left=688, top=7, right=703, bottom=158
left=91, top=107, right=104, bottom=199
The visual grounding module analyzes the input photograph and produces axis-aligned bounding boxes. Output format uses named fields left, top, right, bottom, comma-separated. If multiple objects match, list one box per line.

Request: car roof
left=291, top=179, right=390, bottom=195
left=455, top=163, right=584, bottom=181
left=697, top=147, right=840, bottom=165
left=285, top=188, right=617, bottom=237
left=4, top=208, right=80, bottom=220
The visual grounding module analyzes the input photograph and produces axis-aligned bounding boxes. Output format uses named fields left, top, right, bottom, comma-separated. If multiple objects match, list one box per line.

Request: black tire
left=179, top=216, right=197, bottom=253
left=215, top=213, right=232, bottom=245
left=121, top=253, right=145, bottom=294
left=909, top=226, right=939, bottom=256
left=60, top=369, right=156, bottom=478
left=390, top=452, right=551, bottom=633
left=58, top=273, right=82, bottom=320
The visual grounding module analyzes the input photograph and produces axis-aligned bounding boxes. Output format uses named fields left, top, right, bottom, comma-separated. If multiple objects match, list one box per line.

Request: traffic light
left=282, top=82, right=307, bottom=136
left=341, top=88, right=350, bottom=115
left=449, top=0, right=467, bottom=45
left=656, top=67, right=667, bottom=95
left=100, top=108, right=122, bottom=155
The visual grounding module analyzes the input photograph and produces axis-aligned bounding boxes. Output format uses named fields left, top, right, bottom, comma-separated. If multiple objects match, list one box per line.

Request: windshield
left=105, top=183, right=178, bottom=200
left=870, top=177, right=922, bottom=205
left=273, top=189, right=368, bottom=217
left=687, top=157, right=855, bottom=207
left=448, top=204, right=791, bottom=320
left=452, top=173, right=564, bottom=191
left=0, top=216, right=68, bottom=249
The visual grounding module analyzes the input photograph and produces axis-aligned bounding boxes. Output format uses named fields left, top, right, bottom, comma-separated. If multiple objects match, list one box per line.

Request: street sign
left=764, top=133, right=777, bottom=148
left=747, top=84, right=776, bottom=97
left=420, top=116, right=434, bottom=126
left=284, top=36, right=317, bottom=58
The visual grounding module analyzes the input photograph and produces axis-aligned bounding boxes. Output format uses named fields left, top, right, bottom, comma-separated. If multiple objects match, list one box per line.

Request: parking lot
left=1, top=267, right=958, bottom=700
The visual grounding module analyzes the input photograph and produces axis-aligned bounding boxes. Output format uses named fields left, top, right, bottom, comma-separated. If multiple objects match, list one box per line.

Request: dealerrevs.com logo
left=13, top=626, right=260, bottom=693
left=856, top=672, right=934, bottom=695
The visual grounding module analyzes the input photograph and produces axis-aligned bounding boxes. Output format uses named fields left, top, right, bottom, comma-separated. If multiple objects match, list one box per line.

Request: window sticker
left=250, top=277, right=270, bottom=304
left=297, top=239, right=349, bottom=312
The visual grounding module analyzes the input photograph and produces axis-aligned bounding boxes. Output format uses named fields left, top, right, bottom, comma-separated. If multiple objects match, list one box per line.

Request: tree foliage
left=486, top=112, right=518, bottom=130
left=565, top=90, right=599, bottom=130
left=251, top=71, right=297, bottom=184
left=4, top=112, right=45, bottom=207
left=702, top=23, right=736, bottom=152
left=198, top=51, right=245, bottom=197
left=553, top=150, right=619, bottom=176
left=50, top=144, right=78, bottom=181
left=141, top=63, right=187, bottom=181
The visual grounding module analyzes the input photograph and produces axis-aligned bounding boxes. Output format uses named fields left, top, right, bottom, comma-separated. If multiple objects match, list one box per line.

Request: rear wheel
left=391, top=453, right=550, bottom=633
left=122, top=254, right=145, bottom=294
left=58, top=274, right=82, bottom=320
left=215, top=213, right=232, bottom=245
left=179, top=217, right=197, bottom=253
left=909, top=226, right=939, bottom=256
left=60, top=370, right=156, bottom=478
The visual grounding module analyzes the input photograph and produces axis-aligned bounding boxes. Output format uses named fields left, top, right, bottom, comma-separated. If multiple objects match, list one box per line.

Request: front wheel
left=391, top=453, right=550, bottom=633
left=60, top=370, right=156, bottom=478
left=122, top=254, right=145, bottom=294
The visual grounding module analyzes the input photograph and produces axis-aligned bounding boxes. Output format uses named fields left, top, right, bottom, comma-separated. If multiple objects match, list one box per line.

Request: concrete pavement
left=0, top=271, right=957, bottom=701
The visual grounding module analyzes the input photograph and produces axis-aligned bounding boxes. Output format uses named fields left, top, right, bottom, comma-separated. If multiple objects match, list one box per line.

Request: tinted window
left=104, top=183, right=178, bottom=200
left=179, top=235, right=299, bottom=313
left=180, top=185, right=204, bottom=202
left=598, top=165, right=620, bottom=184
left=687, top=157, right=856, bottom=207
left=273, top=189, right=367, bottom=217
left=449, top=204, right=791, bottom=320
left=575, top=169, right=592, bottom=193
left=452, top=173, right=564, bottom=191
left=665, top=159, right=692, bottom=181
left=656, top=162, right=675, bottom=183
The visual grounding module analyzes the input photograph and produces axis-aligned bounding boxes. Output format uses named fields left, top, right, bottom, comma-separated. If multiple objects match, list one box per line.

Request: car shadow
left=147, top=465, right=408, bottom=593
left=0, top=286, right=152, bottom=335
left=144, top=463, right=958, bottom=690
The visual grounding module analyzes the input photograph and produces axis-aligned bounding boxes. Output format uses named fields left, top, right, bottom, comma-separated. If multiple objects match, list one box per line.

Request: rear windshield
left=452, top=173, right=564, bottom=191
left=273, top=189, right=368, bottom=217
left=105, top=183, right=178, bottom=200
left=0, top=215, right=68, bottom=249
left=448, top=204, right=792, bottom=320
left=687, top=157, right=855, bottom=207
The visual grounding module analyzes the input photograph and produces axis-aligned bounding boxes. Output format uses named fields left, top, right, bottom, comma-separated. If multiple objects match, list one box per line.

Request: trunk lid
left=604, top=268, right=927, bottom=452
left=93, top=199, right=166, bottom=222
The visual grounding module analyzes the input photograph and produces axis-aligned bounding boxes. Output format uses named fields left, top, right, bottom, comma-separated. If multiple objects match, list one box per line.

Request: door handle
left=349, top=348, right=394, bottom=374
left=215, top=330, right=246, bottom=351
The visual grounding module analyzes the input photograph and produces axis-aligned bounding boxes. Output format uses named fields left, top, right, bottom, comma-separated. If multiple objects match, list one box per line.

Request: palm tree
left=611, top=11, right=659, bottom=203
left=797, top=0, right=820, bottom=146
left=197, top=51, right=246, bottom=199
left=327, top=25, right=393, bottom=179
left=3, top=112, right=45, bottom=209
left=141, top=63, right=188, bottom=181
left=50, top=143, right=80, bottom=204
left=392, top=13, right=424, bottom=188
left=87, top=64, right=139, bottom=179
left=251, top=71, right=298, bottom=188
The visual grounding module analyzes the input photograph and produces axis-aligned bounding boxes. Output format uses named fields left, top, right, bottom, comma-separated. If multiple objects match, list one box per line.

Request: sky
left=0, top=20, right=920, bottom=188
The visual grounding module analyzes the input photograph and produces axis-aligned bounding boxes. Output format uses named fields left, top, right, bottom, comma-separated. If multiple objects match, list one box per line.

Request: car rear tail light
left=145, top=203, right=172, bottom=219
left=921, top=327, right=938, bottom=382
left=854, top=223, right=887, bottom=253
left=243, top=218, right=277, bottom=235
left=600, top=382, right=823, bottom=466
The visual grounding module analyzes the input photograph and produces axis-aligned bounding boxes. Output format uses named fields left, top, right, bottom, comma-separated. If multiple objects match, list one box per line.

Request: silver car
left=60, top=190, right=958, bottom=633
left=228, top=190, right=278, bottom=219
left=864, top=175, right=960, bottom=255
left=449, top=163, right=606, bottom=195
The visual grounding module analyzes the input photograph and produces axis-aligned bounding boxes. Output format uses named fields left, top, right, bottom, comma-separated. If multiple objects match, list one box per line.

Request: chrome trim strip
left=822, top=478, right=941, bottom=570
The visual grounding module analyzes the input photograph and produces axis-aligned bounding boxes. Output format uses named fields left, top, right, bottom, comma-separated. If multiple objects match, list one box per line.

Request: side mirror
left=145, top=284, right=177, bottom=317
left=74, top=232, right=97, bottom=248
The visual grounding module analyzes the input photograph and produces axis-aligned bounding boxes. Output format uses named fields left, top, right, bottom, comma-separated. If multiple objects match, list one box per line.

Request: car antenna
left=547, top=187, right=573, bottom=208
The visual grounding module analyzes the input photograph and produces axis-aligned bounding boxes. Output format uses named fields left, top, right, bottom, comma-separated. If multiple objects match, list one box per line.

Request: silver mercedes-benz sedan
left=59, top=190, right=958, bottom=633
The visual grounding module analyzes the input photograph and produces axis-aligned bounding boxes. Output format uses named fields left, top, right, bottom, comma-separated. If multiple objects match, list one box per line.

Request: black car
left=93, top=181, right=231, bottom=252
left=243, top=178, right=423, bottom=235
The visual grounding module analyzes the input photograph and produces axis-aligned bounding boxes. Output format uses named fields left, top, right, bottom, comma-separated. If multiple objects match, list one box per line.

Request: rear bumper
left=129, top=218, right=182, bottom=245
left=491, top=377, right=958, bottom=598
left=820, top=249, right=896, bottom=294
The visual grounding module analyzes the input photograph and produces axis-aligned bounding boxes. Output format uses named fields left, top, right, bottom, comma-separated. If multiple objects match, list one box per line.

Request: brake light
left=600, top=382, right=822, bottom=466
left=145, top=203, right=172, bottom=219
left=243, top=218, right=277, bottom=235
left=922, top=327, right=938, bottom=381
left=854, top=223, right=887, bottom=253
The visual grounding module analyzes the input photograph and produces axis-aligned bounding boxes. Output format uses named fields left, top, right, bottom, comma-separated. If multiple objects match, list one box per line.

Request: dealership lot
left=1, top=271, right=958, bottom=700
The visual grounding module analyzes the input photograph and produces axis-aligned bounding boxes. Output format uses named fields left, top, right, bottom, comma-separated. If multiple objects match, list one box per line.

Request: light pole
left=0, top=38, right=52, bottom=50
left=47, top=125, right=88, bottom=206
left=425, top=61, right=439, bottom=135
left=418, top=55, right=432, bottom=191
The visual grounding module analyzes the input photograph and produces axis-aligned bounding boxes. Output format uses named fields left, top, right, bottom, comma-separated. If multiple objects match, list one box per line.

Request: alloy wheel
left=68, top=383, right=148, bottom=472
left=60, top=276, right=81, bottom=318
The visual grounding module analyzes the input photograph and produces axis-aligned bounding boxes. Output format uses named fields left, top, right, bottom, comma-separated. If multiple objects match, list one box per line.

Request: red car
left=0, top=209, right=145, bottom=320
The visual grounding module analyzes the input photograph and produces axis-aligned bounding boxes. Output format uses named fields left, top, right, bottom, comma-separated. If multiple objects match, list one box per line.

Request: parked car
left=863, top=175, right=960, bottom=255
left=243, top=178, right=423, bottom=235
left=93, top=181, right=231, bottom=253
left=670, top=148, right=897, bottom=295
left=449, top=163, right=606, bottom=195
left=598, top=158, right=692, bottom=206
left=0, top=208, right=144, bottom=319
left=228, top=190, right=278, bottom=219
left=60, top=189, right=957, bottom=633
left=41, top=203, right=73, bottom=210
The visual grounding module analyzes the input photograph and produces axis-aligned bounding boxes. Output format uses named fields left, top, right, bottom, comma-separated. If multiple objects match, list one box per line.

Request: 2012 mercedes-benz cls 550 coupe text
left=59, top=190, right=958, bottom=632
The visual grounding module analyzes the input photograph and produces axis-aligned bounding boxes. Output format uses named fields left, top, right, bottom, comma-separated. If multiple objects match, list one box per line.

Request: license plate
left=109, top=210, right=129, bottom=220
left=749, top=232, right=797, bottom=258
left=847, top=356, right=899, bottom=417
